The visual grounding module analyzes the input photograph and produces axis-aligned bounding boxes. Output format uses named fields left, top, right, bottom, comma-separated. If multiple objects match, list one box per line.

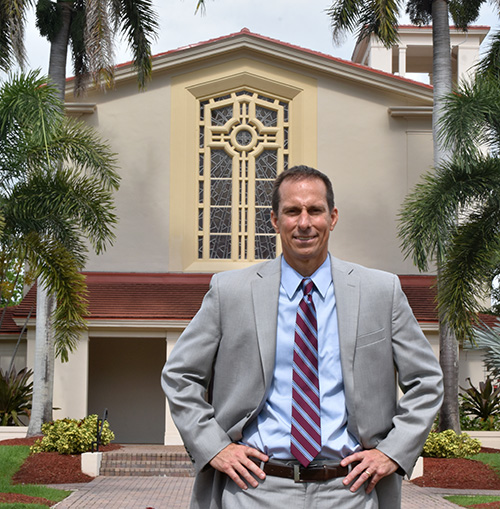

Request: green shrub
left=0, top=367, right=33, bottom=426
left=423, top=429, right=481, bottom=458
left=460, top=408, right=500, bottom=431
left=460, top=377, right=500, bottom=422
left=31, top=414, right=114, bottom=455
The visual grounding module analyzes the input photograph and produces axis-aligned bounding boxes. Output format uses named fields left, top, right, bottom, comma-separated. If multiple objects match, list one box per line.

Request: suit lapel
left=251, top=258, right=281, bottom=392
left=331, top=257, right=360, bottom=434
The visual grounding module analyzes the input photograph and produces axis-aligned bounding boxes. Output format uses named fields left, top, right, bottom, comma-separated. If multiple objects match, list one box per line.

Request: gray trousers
left=221, top=473, right=378, bottom=509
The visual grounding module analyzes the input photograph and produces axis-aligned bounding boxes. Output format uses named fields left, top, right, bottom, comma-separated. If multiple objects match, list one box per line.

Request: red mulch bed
left=0, top=436, right=122, bottom=506
left=3, top=440, right=500, bottom=507
left=410, top=447, right=500, bottom=508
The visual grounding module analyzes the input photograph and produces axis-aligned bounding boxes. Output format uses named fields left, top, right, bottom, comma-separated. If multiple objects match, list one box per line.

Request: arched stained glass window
left=198, top=90, right=290, bottom=261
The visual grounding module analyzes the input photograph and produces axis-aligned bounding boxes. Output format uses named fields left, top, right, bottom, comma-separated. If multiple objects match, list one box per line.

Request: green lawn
left=445, top=494, right=500, bottom=506
left=469, top=452, right=500, bottom=474
left=0, top=446, right=70, bottom=508
left=443, top=452, right=500, bottom=508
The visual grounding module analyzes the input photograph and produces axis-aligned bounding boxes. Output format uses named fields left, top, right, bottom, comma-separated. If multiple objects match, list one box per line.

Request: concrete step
left=100, top=448, right=195, bottom=477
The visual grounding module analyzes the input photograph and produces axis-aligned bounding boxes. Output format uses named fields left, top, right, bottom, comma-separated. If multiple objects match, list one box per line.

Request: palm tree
left=399, top=31, right=500, bottom=431
left=1, top=0, right=159, bottom=97
left=1, top=0, right=158, bottom=434
left=326, top=0, right=500, bottom=433
left=0, top=70, right=120, bottom=434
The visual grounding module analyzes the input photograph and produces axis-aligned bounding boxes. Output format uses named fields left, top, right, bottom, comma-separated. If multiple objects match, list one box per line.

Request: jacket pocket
left=356, top=328, right=386, bottom=349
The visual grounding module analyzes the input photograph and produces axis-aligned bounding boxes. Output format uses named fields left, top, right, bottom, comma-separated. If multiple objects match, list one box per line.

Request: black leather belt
left=250, top=458, right=349, bottom=483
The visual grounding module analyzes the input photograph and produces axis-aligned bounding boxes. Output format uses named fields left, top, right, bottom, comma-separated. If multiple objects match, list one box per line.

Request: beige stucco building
left=1, top=26, right=493, bottom=444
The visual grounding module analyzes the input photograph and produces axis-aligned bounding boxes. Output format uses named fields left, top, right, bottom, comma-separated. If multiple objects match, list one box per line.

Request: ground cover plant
left=0, top=445, right=69, bottom=507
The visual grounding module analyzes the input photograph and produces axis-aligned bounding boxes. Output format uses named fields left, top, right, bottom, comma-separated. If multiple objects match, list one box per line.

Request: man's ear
left=330, top=207, right=339, bottom=231
left=271, top=211, right=280, bottom=234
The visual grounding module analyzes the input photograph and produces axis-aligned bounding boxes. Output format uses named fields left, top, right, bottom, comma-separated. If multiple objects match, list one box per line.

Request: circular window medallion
left=231, top=125, right=257, bottom=151
left=235, top=128, right=253, bottom=147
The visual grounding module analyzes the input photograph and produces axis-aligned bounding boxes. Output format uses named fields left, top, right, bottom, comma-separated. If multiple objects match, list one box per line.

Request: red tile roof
left=5, top=272, right=498, bottom=331
left=13, top=273, right=212, bottom=322
left=399, top=275, right=437, bottom=322
left=0, top=305, right=29, bottom=334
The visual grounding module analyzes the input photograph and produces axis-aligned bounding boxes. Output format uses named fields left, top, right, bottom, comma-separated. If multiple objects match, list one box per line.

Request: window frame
left=169, top=64, right=317, bottom=272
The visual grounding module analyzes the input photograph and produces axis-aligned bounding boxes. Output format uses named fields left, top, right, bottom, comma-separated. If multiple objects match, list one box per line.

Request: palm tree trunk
left=432, top=0, right=460, bottom=433
left=27, top=288, right=56, bottom=436
left=438, top=311, right=460, bottom=431
left=28, top=1, right=73, bottom=435
left=47, top=1, right=73, bottom=100
left=432, top=0, right=452, bottom=167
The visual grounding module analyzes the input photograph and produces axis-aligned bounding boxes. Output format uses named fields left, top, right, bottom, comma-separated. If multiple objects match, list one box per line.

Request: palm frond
left=439, top=77, right=500, bottom=161
left=473, top=323, right=500, bottom=380
left=406, top=0, right=432, bottom=25
left=448, top=0, right=482, bottom=30
left=113, top=0, right=159, bottom=89
left=364, top=0, right=402, bottom=47
left=51, top=119, right=119, bottom=189
left=477, top=30, right=500, bottom=81
left=194, top=0, right=206, bottom=14
left=399, top=155, right=500, bottom=271
left=0, top=0, right=31, bottom=71
left=70, top=0, right=90, bottom=96
left=84, top=0, right=114, bottom=89
left=0, top=70, right=63, bottom=142
left=439, top=196, right=500, bottom=341
left=328, top=0, right=402, bottom=48
left=24, top=232, right=88, bottom=361
left=328, top=0, right=365, bottom=45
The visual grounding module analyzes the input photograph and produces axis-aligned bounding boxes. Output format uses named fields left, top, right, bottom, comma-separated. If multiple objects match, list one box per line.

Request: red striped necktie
left=291, top=278, right=321, bottom=467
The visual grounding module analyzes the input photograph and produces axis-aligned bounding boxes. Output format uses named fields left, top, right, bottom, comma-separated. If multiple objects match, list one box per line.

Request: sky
left=6, top=0, right=500, bottom=80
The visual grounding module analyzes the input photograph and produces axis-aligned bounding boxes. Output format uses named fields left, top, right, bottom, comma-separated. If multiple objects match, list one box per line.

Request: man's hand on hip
left=209, top=443, right=269, bottom=490
left=340, top=449, right=399, bottom=494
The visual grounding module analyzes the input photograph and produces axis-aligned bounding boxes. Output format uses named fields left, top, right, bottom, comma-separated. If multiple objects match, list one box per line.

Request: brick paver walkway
left=51, top=478, right=481, bottom=508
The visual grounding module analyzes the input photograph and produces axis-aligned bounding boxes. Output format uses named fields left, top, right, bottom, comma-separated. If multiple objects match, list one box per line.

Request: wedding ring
left=365, top=470, right=372, bottom=477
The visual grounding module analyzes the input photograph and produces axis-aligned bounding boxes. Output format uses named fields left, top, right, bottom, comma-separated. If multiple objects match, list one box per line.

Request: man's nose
left=297, top=210, right=311, bottom=229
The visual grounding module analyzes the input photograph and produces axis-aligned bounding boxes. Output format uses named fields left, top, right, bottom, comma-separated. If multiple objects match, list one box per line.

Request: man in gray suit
left=162, top=165, right=443, bottom=508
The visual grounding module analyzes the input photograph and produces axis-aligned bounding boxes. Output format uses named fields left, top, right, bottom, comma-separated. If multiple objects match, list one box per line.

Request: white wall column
left=26, top=327, right=36, bottom=369
left=457, top=44, right=481, bottom=84
left=164, top=331, right=183, bottom=445
left=53, top=330, right=89, bottom=420
left=398, top=45, right=407, bottom=77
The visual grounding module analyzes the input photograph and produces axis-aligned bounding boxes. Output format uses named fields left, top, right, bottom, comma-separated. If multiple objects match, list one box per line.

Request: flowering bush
left=31, top=414, right=114, bottom=455
left=423, top=429, right=481, bottom=458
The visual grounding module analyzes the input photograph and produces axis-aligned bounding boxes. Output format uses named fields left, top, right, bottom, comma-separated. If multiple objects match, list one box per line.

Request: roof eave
left=67, top=30, right=434, bottom=103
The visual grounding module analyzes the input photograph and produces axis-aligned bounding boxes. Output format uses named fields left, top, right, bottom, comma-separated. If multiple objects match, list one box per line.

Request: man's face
left=271, top=177, right=338, bottom=275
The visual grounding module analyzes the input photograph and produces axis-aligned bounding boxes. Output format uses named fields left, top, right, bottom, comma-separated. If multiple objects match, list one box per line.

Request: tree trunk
left=438, top=316, right=460, bottom=431
left=27, top=287, right=56, bottom=436
left=432, top=0, right=460, bottom=433
left=432, top=0, right=453, bottom=167
left=47, top=1, right=73, bottom=100
left=28, top=1, right=73, bottom=435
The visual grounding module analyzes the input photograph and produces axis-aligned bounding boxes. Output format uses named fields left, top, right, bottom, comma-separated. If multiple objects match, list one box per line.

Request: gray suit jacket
left=162, top=256, right=443, bottom=509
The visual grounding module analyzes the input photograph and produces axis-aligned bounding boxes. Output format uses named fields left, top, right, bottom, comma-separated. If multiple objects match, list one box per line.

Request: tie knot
left=302, top=278, right=314, bottom=297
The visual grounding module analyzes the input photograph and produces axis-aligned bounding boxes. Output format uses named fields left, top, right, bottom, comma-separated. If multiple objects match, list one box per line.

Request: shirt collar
left=280, top=254, right=332, bottom=300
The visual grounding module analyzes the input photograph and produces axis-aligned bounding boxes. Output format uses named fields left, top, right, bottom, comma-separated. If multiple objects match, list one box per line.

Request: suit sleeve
left=161, top=274, right=233, bottom=472
left=375, top=275, right=443, bottom=475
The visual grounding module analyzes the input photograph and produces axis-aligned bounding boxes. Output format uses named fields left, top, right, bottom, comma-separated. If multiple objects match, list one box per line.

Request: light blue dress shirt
left=242, top=255, right=360, bottom=461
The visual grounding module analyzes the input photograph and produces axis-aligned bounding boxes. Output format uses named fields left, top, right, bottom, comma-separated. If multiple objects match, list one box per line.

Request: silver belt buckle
left=293, top=464, right=304, bottom=483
